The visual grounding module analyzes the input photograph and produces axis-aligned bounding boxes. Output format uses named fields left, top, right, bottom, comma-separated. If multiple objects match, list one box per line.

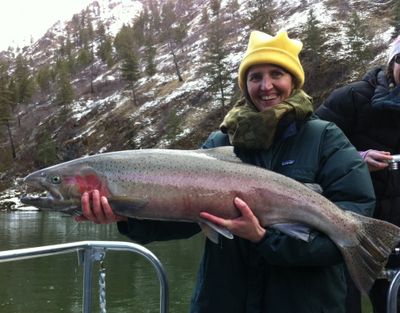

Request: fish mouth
left=20, top=179, right=80, bottom=214
left=21, top=179, right=64, bottom=203
left=20, top=192, right=59, bottom=206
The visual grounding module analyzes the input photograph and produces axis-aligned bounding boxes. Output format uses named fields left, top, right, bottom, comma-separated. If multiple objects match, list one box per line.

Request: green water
left=0, top=211, right=375, bottom=313
left=0, top=211, right=203, bottom=313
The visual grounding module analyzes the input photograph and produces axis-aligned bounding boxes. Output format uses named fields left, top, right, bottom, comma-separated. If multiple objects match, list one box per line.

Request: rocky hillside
left=0, top=0, right=396, bottom=202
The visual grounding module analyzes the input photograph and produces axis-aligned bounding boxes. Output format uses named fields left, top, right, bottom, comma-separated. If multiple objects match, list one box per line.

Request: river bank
left=0, top=185, right=37, bottom=212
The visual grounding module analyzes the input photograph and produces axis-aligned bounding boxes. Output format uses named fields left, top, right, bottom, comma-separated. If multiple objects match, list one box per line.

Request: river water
left=0, top=210, right=204, bottom=313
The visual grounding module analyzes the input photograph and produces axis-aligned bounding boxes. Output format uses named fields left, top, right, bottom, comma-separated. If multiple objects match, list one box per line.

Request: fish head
left=20, top=159, right=108, bottom=215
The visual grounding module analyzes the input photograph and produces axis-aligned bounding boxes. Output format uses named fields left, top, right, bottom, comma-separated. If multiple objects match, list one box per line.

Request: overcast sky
left=0, top=0, right=93, bottom=51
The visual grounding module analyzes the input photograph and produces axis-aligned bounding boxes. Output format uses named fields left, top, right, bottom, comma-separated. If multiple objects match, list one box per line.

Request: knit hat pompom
left=387, top=35, right=400, bottom=65
left=238, top=30, right=305, bottom=90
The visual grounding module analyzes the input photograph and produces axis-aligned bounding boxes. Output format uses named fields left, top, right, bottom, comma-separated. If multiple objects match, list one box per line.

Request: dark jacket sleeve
left=255, top=123, right=376, bottom=267
left=117, top=219, right=201, bottom=244
left=315, top=82, right=372, bottom=138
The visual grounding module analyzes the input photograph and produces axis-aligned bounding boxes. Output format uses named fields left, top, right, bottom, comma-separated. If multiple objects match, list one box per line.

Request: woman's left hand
left=199, top=197, right=266, bottom=243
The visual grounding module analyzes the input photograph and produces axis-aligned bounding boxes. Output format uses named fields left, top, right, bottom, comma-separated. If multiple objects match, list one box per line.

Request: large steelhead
left=20, top=147, right=400, bottom=295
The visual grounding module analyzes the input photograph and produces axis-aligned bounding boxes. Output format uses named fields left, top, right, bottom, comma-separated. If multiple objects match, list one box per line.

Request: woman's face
left=246, top=64, right=294, bottom=112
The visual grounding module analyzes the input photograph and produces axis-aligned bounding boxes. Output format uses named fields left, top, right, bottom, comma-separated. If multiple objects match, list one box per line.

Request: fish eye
left=51, top=175, right=62, bottom=184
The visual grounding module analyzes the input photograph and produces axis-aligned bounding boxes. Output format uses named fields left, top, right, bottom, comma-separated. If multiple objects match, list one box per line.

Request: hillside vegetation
left=0, top=0, right=398, bottom=193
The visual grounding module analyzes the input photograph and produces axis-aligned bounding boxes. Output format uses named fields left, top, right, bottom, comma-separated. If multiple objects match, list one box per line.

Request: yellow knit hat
left=238, top=30, right=305, bottom=90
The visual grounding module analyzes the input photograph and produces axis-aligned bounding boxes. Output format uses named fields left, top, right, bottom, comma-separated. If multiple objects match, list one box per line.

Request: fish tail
left=342, top=212, right=400, bottom=295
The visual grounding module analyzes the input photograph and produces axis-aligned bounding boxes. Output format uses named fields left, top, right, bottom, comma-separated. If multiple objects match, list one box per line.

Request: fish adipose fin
left=342, top=211, right=400, bottom=295
left=199, top=218, right=234, bottom=244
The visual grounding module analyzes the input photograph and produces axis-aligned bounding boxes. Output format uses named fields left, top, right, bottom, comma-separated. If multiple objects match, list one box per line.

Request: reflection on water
left=0, top=211, right=204, bottom=313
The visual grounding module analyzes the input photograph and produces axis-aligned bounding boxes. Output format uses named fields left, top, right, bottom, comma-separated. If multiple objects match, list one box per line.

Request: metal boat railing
left=387, top=269, right=400, bottom=313
left=0, top=241, right=169, bottom=313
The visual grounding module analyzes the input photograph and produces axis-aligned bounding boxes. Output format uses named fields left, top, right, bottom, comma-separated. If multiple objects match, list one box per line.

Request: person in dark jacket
left=315, top=35, right=400, bottom=313
left=77, top=30, right=375, bottom=313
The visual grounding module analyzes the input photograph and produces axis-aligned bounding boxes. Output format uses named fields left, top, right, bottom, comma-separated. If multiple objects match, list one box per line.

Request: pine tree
left=76, top=47, right=93, bottom=70
left=114, top=24, right=135, bottom=60
left=302, top=9, right=326, bottom=63
left=147, top=0, right=161, bottom=34
left=35, top=130, right=57, bottom=167
left=36, top=65, right=52, bottom=95
left=132, top=9, right=149, bottom=46
left=58, top=35, right=76, bottom=73
left=54, top=60, right=74, bottom=106
left=203, top=9, right=230, bottom=110
left=210, top=0, right=221, bottom=17
left=200, top=8, right=209, bottom=25
left=96, top=20, right=114, bottom=67
left=97, top=36, right=114, bottom=67
left=226, top=0, right=240, bottom=19
left=345, top=11, right=373, bottom=71
left=0, top=62, right=11, bottom=113
left=13, top=54, right=35, bottom=104
left=121, top=52, right=141, bottom=106
left=246, top=0, right=276, bottom=33
left=0, top=61, right=16, bottom=158
left=144, top=36, right=157, bottom=76
left=96, top=20, right=107, bottom=39
left=160, top=0, right=176, bottom=37
left=335, top=0, right=351, bottom=19
left=301, top=9, right=328, bottom=96
left=160, top=0, right=185, bottom=81
left=391, top=0, right=400, bottom=38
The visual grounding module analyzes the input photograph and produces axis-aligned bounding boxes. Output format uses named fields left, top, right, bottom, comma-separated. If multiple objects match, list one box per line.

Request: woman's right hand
left=362, top=150, right=392, bottom=172
left=75, top=190, right=128, bottom=224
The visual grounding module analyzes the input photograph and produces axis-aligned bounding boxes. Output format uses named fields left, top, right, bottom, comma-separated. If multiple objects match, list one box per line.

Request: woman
left=316, top=36, right=400, bottom=313
left=77, top=30, right=375, bottom=313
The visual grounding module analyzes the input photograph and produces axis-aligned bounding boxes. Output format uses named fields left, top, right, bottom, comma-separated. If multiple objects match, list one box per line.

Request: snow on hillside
left=0, top=0, right=398, bottom=211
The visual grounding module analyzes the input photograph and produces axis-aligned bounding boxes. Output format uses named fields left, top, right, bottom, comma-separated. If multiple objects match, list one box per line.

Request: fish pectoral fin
left=108, top=197, right=148, bottom=216
left=272, top=223, right=315, bottom=242
left=199, top=218, right=234, bottom=244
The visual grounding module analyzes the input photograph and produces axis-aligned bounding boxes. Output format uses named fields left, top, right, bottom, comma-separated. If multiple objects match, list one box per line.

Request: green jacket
left=118, top=117, right=375, bottom=313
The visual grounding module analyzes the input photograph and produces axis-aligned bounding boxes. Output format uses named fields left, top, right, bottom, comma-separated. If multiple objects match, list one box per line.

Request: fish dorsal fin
left=199, top=146, right=242, bottom=163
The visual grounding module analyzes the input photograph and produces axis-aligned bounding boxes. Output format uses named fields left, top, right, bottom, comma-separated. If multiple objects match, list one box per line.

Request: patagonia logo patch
left=281, top=160, right=295, bottom=166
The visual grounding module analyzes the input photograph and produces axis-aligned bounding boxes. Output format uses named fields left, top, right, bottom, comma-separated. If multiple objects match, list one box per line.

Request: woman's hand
left=362, top=150, right=392, bottom=172
left=75, top=190, right=128, bottom=224
left=199, top=197, right=266, bottom=243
